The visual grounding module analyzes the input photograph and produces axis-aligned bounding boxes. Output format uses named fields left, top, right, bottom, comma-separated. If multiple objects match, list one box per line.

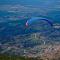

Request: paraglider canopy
left=26, top=17, right=53, bottom=27
left=25, top=17, right=53, bottom=33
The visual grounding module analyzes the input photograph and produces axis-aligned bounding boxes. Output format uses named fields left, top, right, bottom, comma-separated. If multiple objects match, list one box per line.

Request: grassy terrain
left=0, top=54, right=40, bottom=60
left=0, top=54, right=60, bottom=60
left=0, top=54, right=26, bottom=60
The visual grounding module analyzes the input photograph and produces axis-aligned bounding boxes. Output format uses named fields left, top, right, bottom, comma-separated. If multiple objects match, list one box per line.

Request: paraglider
left=25, top=17, right=53, bottom=34
left=26, top=17, right=53, bottom=27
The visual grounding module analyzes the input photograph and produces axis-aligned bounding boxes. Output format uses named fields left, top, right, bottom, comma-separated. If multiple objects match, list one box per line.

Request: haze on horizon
left=0, top=0, right=59, bottom=6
